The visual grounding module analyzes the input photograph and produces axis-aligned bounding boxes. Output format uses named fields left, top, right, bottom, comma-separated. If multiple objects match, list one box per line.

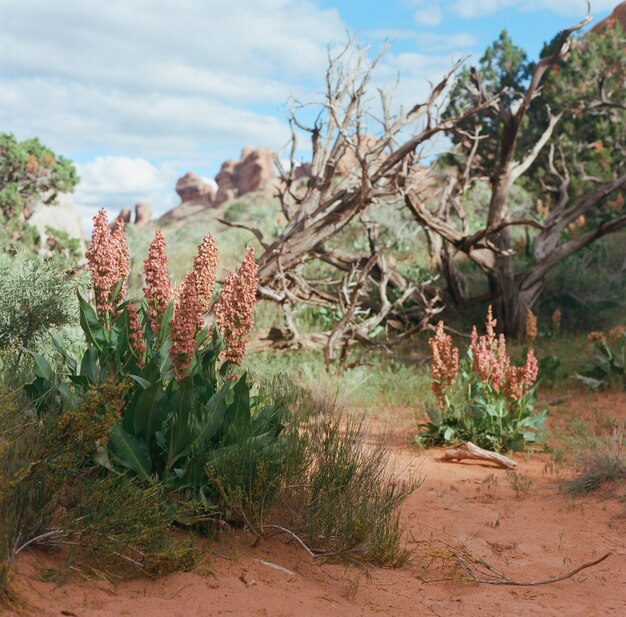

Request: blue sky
left=0, top=0, right=617, bottom=225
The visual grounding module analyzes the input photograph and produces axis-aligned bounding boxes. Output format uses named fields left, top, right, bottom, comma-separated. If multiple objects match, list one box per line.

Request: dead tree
left=405, top=8, right=626, bottom=336
left=225, top=43, right=496, bottom=368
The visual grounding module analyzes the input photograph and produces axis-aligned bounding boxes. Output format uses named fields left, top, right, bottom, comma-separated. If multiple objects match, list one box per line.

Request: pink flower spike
left=127, top=304, right=146, bottom=368
left=85, top=209, right=130, bottom=318
left=428, top=321, right=460, bottom=403
left=191, top=233, right=218, bottom=314
left=143, top=230, right=172, bottom=339
left=169, top=271, right=203, bottom=380
left=214, top=246, right=259, bottom=366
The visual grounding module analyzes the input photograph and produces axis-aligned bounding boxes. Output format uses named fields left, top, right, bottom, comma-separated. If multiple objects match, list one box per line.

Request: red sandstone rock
left=591, top=2, right=626, bottom=34
left=175, top=172, right=216, bottom=206
left=134, top=201, right=152, bottom=226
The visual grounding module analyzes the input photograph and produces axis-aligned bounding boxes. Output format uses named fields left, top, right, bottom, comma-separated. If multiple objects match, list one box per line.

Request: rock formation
left=112, top=203, right=153, bottom=226
left=160, top=147, right=277, bottom=221
left=591, top=2, right=626, bottom=34
left=134, top=201, right=152, bottom=226
left=175, top=172, right=216, bottom=207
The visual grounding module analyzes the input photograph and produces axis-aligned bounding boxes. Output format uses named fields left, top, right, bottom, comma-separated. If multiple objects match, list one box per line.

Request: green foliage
left=445, top=25, right=625, bottom=210
left=283, top=407, right=417, bottom=566
left=0, top=254, right=84, bottom=375
left=444, top=30, right=530, bottom=171
left=573, top=328, right=626, bottom=390
left=0, top=133, right=79, bottom=255
left=563, top=420, right=625, bottom=495
left=421, top=351, right=547, bottom=452
left=535, top=24, right=626, bottom=203
left=0, top=383, right=192, bottom=606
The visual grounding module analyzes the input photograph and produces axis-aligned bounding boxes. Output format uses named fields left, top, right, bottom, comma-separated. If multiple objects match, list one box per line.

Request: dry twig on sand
left=439, top=442, right=517, bottom=469
left=417, top=539, right=612, bottom=587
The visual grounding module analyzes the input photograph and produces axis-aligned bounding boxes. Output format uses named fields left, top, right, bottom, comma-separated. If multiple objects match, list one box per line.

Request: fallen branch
left=418, top=539, right=612, bottom=587
left=261, top=524, right=318, bottom=559
left=253, top=558, right=297, bottom=577
left=439, top=441, right=517, bottom=469
left=478, top=551, right=612, bottom=586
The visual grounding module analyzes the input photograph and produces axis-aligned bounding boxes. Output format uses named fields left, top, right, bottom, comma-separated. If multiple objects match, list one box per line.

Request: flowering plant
left=422, top=307, right=547, bottom=452
left=26, top=210, right=283, bottom=495
left=573, top=326, right=626, bottom=390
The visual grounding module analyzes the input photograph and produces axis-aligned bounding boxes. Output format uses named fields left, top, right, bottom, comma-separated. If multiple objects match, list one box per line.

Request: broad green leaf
left=187, top=383, right=232, bottom=455
left=443, top=426, right=456, bottom=442
left=108, top=424, right=153, bottom=483
left=484, top=403, right=499, bottom=417
left=25, top=350, right=53, bottom=382
left=425, top=406, right=442, bottom=426
left=469, top=404, right=485, bottom=420
left=571, top=373, right=604, bottom=390
left=229, top=375, right=251, bottom=433
left=167, top=379, right=196, bottom=466
left=80, top=345, right=99, bottom=384
left=78, top=292, right=106, bottom=350
left=133, top=380, right=166, bottom=445
left=157, top=300, right=175, bottom=348
left=128, top=374, right=151, bottom=389
left=51, top=333, right=77, bottom=373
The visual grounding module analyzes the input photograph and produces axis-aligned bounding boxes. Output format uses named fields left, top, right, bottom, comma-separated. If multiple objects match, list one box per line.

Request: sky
left=0, top=0, right=618, bottom=226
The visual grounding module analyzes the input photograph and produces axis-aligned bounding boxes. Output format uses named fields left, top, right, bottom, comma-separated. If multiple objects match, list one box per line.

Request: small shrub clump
left=563, top=421, right=626, bottom=495
left=421, top=307, right=547, bottom=452
left=572, top=326, right=625, bottom=390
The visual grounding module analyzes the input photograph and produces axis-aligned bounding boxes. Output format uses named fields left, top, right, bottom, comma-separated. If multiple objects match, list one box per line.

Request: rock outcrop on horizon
left=134, top=201, right=152, bottom=226
left=161, top=147, right=277, bottom=221
left=112, top=202, right=153, bottom=227
left=176, top=172, right=216, bottom=207
left=591, top=1, right=626, bottom=34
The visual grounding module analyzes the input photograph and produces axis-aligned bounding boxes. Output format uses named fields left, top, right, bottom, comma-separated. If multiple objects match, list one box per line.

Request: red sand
left=5, top=389, right=626, bottom=617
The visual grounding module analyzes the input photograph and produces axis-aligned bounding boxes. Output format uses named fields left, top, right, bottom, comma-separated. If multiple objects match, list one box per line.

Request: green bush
left=563, top=421, right=625, bottom=495
left=0, top=254, right=83, bottom=375
left=572, top=327, right=625, bottom=390
left=420, top=309, right=547, bottom=452
left=0, top=383, right=192, bottom=606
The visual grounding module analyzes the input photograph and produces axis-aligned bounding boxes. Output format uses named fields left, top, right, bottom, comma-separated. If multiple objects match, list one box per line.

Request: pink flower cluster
left=214, top=247, right=259, bottom=366
left=471, top=306, right=538, bottom=402
left=503, top=349, right=538, bottom=402
left=85, top=210, right=130, bottom=317
left=169, top=233, right=218, bottom=380
left=127, top=304, right=146, bottom=367
left=429, top=321, right=460, bottom=402
left=143, top=230, right=172, bottom=338
left=470, top=306, right=509, bottom=392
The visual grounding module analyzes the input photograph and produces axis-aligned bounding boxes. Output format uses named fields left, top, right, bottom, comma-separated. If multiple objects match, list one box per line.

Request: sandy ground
left=4, top=388, right=625, bottom=617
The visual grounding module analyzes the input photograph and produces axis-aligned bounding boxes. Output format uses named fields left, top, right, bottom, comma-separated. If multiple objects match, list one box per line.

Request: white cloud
left=74, top=156, right=180, bottom=227
left=414, top=6, right=443, bottom=27
left=0, top=0, right=346, bottom=161
left=449, top=0, right=616, bottom=19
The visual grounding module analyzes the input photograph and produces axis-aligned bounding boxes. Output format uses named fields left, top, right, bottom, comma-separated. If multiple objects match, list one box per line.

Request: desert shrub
left=208, top=382, right=418, bottom=566
left=0, top=254, right=83, bottom=375
left=288, top=412, right=416, bottom=566
left=572, top=326, right=625, bottom=390
left=0, top=382, right=192, bottom=606
left=563, top=421, right=625, bottom=495
left=420, top=307, right=547, bottom=452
